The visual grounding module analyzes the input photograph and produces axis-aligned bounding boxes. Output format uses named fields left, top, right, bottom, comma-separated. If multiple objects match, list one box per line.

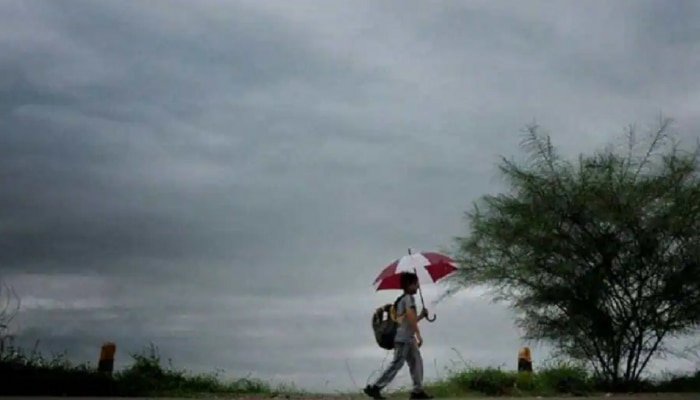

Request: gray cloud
left=1, top=0, right=700, bottom=391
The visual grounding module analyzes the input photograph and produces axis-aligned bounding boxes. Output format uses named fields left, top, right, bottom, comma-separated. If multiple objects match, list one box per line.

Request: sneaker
left=409, top=390, right=434, bottom=399
left=364, top=385, right=386, bottom=400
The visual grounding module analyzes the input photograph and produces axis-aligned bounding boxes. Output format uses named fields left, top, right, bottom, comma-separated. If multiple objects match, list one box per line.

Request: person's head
left=399, top=272, right=419, bottom=294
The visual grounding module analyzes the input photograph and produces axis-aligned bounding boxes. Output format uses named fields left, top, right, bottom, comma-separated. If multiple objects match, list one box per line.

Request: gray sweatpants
left=373, top=341, right=423, bottom=392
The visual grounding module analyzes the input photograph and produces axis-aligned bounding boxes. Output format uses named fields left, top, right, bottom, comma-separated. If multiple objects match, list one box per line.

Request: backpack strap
left=391, top=293, right=408, bottom=322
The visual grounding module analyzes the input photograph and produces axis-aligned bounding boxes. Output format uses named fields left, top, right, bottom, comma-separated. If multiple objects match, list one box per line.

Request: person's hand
left=415, top=333, right=423, bottom=348
left=419, top=308, right=429, bottom=319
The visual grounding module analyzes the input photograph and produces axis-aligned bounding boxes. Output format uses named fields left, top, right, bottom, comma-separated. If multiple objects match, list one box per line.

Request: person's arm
left=404, top=296, right=423, bottom=345
left=408, top=294, right=427, bottom=322
left=406, top=306, right=420, bottom=334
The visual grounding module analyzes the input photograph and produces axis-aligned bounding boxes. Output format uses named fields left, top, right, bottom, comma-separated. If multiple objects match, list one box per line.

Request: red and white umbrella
left=373, top=250, right=457, bottom=291
left=373, top=249, right=457, bottom=322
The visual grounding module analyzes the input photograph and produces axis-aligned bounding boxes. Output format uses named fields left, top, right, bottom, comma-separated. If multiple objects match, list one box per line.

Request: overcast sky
left=1, top=0, right=699, bottom=392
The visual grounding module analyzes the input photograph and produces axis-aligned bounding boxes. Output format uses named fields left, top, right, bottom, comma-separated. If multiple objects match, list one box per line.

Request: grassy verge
left=2, top=341, right=700, bottom=397
left=412, top=360, right=700, bottom=397
left=0, top=342, right=297, bottom=397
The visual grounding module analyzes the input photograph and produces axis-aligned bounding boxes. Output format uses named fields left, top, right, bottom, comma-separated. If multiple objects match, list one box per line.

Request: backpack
left=371, top=294, right=406, bottom=350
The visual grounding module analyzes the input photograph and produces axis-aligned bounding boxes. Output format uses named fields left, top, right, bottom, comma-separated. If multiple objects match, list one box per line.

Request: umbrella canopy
left=373, top=251, right=457, bottom=291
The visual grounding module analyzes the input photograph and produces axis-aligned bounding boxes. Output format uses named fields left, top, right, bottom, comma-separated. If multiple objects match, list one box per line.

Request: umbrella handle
left=414, top=278, right=437, bottom=323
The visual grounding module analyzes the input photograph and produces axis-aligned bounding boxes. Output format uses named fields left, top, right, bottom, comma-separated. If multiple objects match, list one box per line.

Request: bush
left=0, top=343, right=112, bottom=396
left=0, top=341, right=275, bottom=397
left=0, top=361, right=114, bottom=396
left=652, top=370, right=700, bottom=393
left=112, top=344, right=272, bottom=396
left=452, top=367, right=517, bottom=396
left=532, top=360, right=592, bottom=395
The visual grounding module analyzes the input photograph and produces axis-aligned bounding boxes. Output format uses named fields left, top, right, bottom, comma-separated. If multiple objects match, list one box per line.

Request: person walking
left=364, top=272, right=433, bottom=400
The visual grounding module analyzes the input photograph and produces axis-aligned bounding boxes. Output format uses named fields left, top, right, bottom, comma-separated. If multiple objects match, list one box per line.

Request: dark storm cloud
left=0, top=0, right=407, bottom=290
left=2, top=0, right=700, bottom=391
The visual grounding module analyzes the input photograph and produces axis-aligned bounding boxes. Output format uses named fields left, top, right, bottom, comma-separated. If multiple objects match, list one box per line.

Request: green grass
left=418, top=360, right=596, bottom=397
left=2, top=340, right=700, bottom=397
left=411, top=359, right=700, bottom=397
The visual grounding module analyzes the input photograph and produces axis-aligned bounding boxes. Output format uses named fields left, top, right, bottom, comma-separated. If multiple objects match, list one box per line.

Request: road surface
left=2, top=396, right=698, bottom=400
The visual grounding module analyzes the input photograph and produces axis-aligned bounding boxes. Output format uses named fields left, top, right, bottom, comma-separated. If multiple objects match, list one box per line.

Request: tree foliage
left=446, top=117, right=700, bottom=388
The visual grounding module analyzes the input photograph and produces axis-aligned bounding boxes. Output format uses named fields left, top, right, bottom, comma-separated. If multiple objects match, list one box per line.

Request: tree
left=445, top=117, right=700, bottom=388
left=0, top=279, right=20, bottom=357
